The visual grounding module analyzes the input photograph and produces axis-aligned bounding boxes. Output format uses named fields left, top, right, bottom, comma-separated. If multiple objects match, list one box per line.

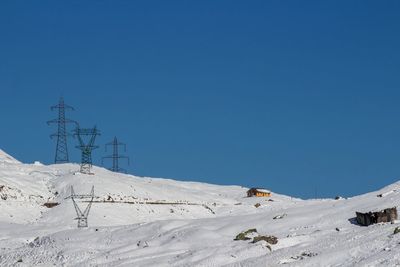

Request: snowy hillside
left=1, top=150, right=400, bottom=266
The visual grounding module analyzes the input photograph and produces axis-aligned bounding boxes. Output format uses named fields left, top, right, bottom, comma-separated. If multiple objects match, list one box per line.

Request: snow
left=0, top=149, right=20, bottom=164
left=251, top=188, right=271, bottom=194
left=0, top=149, right=400, bottom=266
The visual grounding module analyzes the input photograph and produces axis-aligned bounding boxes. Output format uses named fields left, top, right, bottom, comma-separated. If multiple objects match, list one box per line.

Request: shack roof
left=248, top=188, right=271, bottom=193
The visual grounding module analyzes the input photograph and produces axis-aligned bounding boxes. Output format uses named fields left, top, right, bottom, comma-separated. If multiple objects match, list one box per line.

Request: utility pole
left=47, top=97, right=77, bottom=164
left=102, top=137, right=130, bottom=173
left=66, top=186, right=95, bottom=228
left=74, top=126, right=100, bottom=174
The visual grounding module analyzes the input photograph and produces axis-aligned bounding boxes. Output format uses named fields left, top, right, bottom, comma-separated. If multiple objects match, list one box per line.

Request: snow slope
left=1, top=150, right=400, bottom=266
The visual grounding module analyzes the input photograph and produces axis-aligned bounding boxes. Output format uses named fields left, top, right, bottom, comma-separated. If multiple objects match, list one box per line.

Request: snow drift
left=0, top=150, right=400, bottom=266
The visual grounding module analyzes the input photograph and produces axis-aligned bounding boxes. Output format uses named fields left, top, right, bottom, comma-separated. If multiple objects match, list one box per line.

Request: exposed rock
left=43, top=202, right=59, bottom=208
left=254, top=203, right=261, bottom=208
left=301, top=252, right=318, bottom=257
left=273, top=214, right=287, bottom=219
left=290, top=251, right=318, bottom=261
left=394, top=227, right=400, bottom=235
left=356, top=207, right=397, bottom=226
left=29, top=237, right=40, bottom=248
left=137, top=240, right=149, bottom=248
left=234, top=229, right=258, bottom=241
left=251, top=235, right=278, bottom=245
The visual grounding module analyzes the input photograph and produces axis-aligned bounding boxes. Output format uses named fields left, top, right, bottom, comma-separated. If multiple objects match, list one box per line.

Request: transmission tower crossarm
left=65, top=186, right=95, bottom=199
left=105, top=142, right=126, bottom=151
left=50, top=97, right=74, bottom=110
left=51, top=103, right=74, bottom=110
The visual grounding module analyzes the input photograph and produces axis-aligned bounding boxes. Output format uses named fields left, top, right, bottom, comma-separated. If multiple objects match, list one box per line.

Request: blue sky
left=1, top=1, right=400, bottom=198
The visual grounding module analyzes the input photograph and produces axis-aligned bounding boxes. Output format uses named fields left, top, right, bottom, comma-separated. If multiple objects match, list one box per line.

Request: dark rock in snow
left=394, top=227, right=400, bottom=235
left=273, top=214, right=287, bottom=219
left=252, top=235, right=278, bottom=245
left=234, top=229, right=258, bottom=241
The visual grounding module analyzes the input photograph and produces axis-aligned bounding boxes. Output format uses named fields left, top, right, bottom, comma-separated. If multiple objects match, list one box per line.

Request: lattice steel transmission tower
left=65, top=186, right=95, bottom=228
left=74, top=126, right=101, bottom=174
left=47, top=97, right=77, bottom=163
left=102, top=137, right=130, bottom=173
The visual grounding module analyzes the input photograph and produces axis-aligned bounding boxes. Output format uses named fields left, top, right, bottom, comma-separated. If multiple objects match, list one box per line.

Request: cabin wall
left=255, top=192, right=271, bottom=197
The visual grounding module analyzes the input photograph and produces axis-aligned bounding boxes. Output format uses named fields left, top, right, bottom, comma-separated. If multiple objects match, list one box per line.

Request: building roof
left=248, top=188, right=271, bottom=193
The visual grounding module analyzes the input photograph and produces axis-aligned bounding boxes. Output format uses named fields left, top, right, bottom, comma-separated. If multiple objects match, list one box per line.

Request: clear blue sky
left=1, top=1, right=400, bottom=199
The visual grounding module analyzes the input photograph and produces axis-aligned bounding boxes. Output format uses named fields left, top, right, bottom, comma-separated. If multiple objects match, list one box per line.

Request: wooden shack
left=356, top=207, right=397, bottom=226
left=247, top=188, right=271, bottom=197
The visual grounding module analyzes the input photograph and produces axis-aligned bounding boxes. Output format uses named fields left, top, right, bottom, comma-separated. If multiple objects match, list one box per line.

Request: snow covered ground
left=1, top=149, right=400, bottom=266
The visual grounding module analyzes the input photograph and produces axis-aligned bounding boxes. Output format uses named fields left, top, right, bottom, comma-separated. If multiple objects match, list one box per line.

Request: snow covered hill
left=1, top=150, right=400, bottom=266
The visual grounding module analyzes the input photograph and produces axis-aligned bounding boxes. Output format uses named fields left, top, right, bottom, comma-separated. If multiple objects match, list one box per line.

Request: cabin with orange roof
left=247, top=188, right=271, bottom=197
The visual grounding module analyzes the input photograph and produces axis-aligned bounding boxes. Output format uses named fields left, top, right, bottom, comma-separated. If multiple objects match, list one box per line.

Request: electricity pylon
left=102, top=137, right=130, bottom=173
left=74, top=126, right=100, bottom=174
left=66, top=186, right=95, bottom=228
left=47, top=97, right=77, bottom=163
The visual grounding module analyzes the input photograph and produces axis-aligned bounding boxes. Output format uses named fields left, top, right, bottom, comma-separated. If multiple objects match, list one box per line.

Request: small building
left=247, top=188, right=271, bottom=197
left=356, top=207, right=397, bottom=226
